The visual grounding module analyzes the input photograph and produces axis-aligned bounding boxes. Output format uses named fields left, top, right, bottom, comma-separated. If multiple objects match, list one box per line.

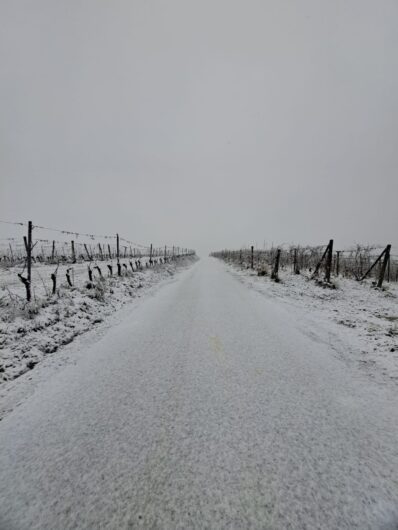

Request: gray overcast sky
left=1, top=0, right=397, bottom=256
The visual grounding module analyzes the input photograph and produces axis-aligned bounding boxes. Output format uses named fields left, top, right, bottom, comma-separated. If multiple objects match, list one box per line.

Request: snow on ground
left=0, top=256, right=198, bottom=384
left=0, top=254, right=164, bottom=299
left=224, top=262, right=398, bottom=385
left=0, top=258, right=397, bottom=529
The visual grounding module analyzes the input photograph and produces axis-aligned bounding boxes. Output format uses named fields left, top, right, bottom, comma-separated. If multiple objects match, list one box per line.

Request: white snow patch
left=225, top=262, right=398, bottom=385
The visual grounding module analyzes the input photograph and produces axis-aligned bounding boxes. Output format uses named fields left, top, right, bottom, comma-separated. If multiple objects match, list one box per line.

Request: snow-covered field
left=225, top=263, right=398, bottom=385
left=0, top=254, right=163, bottom=299
left=0, top=256, right=198, bottom=384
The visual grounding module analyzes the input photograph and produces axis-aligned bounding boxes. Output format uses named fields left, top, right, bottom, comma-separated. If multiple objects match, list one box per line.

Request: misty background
left=1, top=0, right=397, bottom=256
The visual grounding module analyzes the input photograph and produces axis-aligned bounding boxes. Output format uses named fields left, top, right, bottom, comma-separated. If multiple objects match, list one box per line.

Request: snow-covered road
left=1, top=258, right=397, bottom=529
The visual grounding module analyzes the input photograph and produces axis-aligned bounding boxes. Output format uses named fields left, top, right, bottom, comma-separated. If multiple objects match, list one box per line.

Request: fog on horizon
left=1, top=0, right=397, bottom=257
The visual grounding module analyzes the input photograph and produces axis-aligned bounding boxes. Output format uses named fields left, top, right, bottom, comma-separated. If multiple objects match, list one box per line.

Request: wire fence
left=0, top=219, right=196, bottom=301
left=211, top=241, right=397, bottom=286
left=0, top=220, right=190, bottom=265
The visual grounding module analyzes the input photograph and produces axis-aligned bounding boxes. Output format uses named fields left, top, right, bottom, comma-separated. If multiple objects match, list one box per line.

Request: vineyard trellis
left=0, top=219, right=196, bottom=301
left=211, top=240, right=397, bottom=288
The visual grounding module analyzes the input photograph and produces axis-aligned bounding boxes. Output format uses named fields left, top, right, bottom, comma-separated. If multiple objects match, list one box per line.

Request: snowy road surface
left=1, top=258, right=397, bottom=529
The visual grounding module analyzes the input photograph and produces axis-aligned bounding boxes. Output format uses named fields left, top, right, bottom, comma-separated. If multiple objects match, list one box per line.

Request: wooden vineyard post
left=27, top=221, right=32, bottom=300
left=108, top=244, right=112, bottom=260
left=98, top=243, right=103, bottom=260
left=360, top=245, right=391, bottom=284
left=377, top=244, right=391, bottom=288
left=271, top=248, right=281, bottom=282
left=325, top=240, right=334, bottom=283
left=336, top=251, right=341, bottom=277
left=293, top=248, right=299, bottom=274
left=312, top=243, right=330, bottom=279
left=116, top=234, right=121, bottom=276
left=71, top=241, right=76, bottom=263
left=52, top=240, right=55, bottom=262
left=251, top=246, right=254, bottom=269
left=149, top=244, right=153, bottom=265
left=9, top=243, right=14, bottom=263
left=84, top=244, right=92, bottom=261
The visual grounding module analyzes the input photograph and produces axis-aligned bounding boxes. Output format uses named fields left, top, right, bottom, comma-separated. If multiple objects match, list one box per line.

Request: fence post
left=251, top=246, right=254, bottom=269
left=27, top=221, right=32, bottom=300
left=9, top=243, right=14, bottom=263
left=377, top=244, right=391, bottom=288
left=293, top=248, right=299, bottom=274
left=52, top=240, right=55, bottom=262
left=312, top=243, right=330, bottom=278
left=116, top=234, right=121, bottom=276
left=325, top=239, right=333, bottom=282
left=84, top=244, right=92, bottom=261
left=360, top=245, right=390, bottom=282
left=271, top=248, right=281, bottom=281
left=71, top=240, right=76, bottom=263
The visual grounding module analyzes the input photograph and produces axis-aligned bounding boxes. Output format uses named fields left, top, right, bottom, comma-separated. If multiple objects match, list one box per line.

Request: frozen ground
left=0, top=256, right=197, bottom=383
left=224, top=263, right=398, bottom=386
left=0, top=257, right=397, bottom=529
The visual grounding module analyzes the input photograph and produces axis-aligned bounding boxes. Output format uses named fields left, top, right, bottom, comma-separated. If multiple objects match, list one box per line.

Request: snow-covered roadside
left=0, top=256, right=198, bottom=385
left=223, top=261, right=398, bottom=385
